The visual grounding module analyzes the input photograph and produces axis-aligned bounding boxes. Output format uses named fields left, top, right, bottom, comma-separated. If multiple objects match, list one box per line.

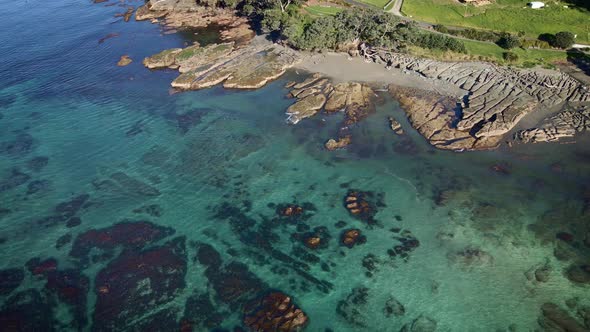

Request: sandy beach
left=295, top=51, right=467, bottom=97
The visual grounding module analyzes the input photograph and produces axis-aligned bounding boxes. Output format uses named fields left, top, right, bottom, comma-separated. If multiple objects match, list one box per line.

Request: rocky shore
left=136, top=0, right=254, bottom=44
left=137, top=0, right=590, bottom=152
left=362, top=49, right=590, bottom=150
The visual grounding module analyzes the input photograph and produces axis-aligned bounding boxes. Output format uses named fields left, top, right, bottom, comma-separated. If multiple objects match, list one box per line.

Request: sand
left=295, top=51, right=467, bottom=97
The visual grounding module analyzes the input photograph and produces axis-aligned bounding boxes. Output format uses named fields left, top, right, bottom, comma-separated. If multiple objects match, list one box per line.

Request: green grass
left=356, top=0, right=391, bottom=9
left=402, top=0, right=590, bottom=43
left=304, top=5, right=344, bottom=16
left=409, top=38, right=569, bottom=67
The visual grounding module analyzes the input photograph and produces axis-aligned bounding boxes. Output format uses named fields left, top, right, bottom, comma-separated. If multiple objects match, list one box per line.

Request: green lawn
left=409, top=38, right=569, bottom=67
left=304, top=5, right=344, bottom=16
left=356, top=0, right=391, bottom=9
left=402, top=0, right=590, bottom=43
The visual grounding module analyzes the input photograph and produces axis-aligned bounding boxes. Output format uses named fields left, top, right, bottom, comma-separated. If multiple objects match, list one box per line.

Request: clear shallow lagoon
left=1, top=0, right=589, bottom=331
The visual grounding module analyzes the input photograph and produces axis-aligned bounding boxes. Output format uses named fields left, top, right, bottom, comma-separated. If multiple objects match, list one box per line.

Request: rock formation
left=285, top=77, right=374, bottom=125
left=144, top=39, right=300, bottom=90
left=358, top=46, right=590, bottom=150
left=515, top=106, right=590, bottom=143
left=136, top=0, right=254, bottom=44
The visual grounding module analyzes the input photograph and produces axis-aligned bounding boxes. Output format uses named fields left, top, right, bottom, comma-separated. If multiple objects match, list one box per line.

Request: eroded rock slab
left=360, top=47, right=590, bottom=150
left=515, top=106, right=590, bottom=143
left=144, top=40, right=300, bottom=91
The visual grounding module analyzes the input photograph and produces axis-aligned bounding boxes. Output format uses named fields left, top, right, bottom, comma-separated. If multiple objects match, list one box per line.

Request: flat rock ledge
left=362, top=46, right=590, bottom=150
left=143, top=40, right=300, bottom=90
left=285, top=74, right=374, bottom=125
left=136, top=0, right=254, bottom=44
left=515, top=106, right=590, bottom=144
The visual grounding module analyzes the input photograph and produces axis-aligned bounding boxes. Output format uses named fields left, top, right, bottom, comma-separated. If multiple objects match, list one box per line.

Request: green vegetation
left=402, top=0, right=590, bottom=43
left=304, top=5, right=343, bottom=16
left=553, top=31, right=576, bottom=49
left=356, top=0, right=390, bottom=8
left=497, top=33, right=521, bottom=49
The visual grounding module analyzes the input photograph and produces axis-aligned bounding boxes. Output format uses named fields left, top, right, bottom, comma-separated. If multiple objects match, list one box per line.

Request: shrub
left=497, top=34, right=520, bottom=49
left=552, top=31, right=575, bottom=49
left=502, top=52, right=519, bottom=62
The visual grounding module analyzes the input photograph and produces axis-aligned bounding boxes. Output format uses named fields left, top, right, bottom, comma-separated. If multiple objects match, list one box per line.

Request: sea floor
left=0, top=0, right=589, bottom=331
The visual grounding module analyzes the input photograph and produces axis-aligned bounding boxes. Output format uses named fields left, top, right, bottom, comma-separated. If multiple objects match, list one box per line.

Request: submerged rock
left=325, top=136, right=351, bottom=151
left=389, top=117, right=404, bottom=135
left=384, top=296, right=405, bottom=317
left=400, top=315, right=437, bottom=332
left=565, top=264, right=590, bottom=285
left=343, top=190, right=377, bottom=223
left=243, top=292, right=308, bottom=332
left=340, top=229, right=366, bottom=248
left=0, top=168, right=30, bottom=192
left=448, top=247, right=493, bottom=269
left=539, top=303, right=587, bottom=332
left=116, top=55, right=132, bottom=66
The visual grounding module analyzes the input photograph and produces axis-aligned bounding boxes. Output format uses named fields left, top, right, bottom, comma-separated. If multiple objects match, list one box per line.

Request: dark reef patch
left=182, top=292, right=226, bottom=330
left=133, top=203, right=164, bottom=217
left=0, top=289, right=57, bottom=331
left=0, top=268, right=24, bottom=296
left=0, top=168, right=30, bottom=193
left=70, top=220, right=175, bottom=266
left=26, top=179, right=51, bottom=195
left=336, top=287, right=370, bottom=327
left=92, top=237, right=187, bottom=332
left=0, top=133, right=34, bottom=156
left=27, top=156, right=49, bottom=172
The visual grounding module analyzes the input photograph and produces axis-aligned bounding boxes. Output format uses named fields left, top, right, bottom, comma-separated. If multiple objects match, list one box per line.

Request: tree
left=497, top=34, right=520, bottom=49
left=552, top=31, right=575, bottom=49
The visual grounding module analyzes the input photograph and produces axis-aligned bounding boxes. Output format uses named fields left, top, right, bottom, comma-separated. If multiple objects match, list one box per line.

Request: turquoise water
left=1, top=0, right=589, bottom=331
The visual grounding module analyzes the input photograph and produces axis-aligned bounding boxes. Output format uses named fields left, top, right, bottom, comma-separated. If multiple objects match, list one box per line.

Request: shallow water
left=1, top=0, right=589, bottom=331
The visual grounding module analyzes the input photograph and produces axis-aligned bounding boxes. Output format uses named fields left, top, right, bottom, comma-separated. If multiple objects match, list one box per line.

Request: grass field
left=356, top=0, right=391, bottom=9
left=304, top=5, right=344, bottom=16
left=409, top=38, right=569, bottom=67
left=402, top=0, right=590, bottom=43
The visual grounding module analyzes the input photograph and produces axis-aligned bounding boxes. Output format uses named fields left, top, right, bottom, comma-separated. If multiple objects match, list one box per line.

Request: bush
left=497, top=34, right=520, bottom=49
left=552, top=31, right=575, bottom=49
left=521, top=39, right=551, bottom=49
left=416, top=33, right=466, bottom=53
left=502, top=52, right=519, bottom=62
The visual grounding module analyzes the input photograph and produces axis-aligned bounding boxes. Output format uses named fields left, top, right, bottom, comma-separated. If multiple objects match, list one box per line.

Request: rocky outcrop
left=360, top=46, right=590, bottom=150
left=325, top=136, right=351, bottom=150
left=135, top=0, right=254, bottom=44
left=285, top=76, right=374, bottom=125
left=144, top=40, right=300, bottom=91
left=117, top=55, right=132, bottom=67
left=515, top=106, right=590, bottom=143
left=243, top=292, right=308, bottom=332
left=388, top=85, right=500, bottom=150
left=389, top=117, right=404, bottom=135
